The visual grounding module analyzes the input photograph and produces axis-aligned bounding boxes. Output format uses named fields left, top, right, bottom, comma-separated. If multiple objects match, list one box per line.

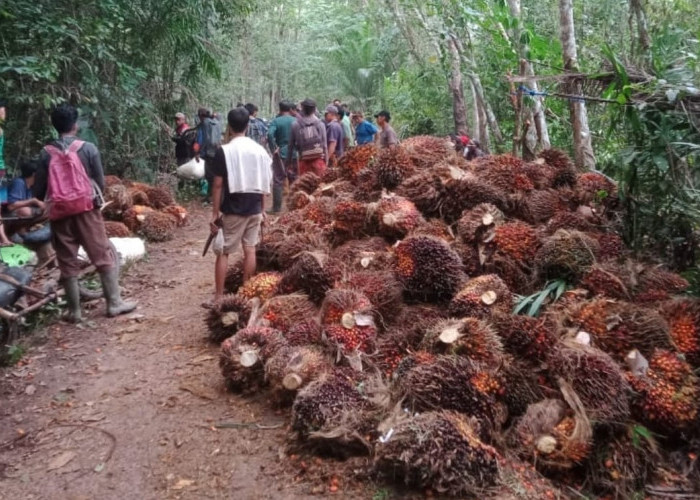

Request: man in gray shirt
left=375, top=110, right=398, bottom=149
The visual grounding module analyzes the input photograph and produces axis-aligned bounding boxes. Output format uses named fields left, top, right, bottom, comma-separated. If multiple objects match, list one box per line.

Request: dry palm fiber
left=636, top=267, right=689, bottom=303
left=331, top=237, right=394, bottom=272
left=456, top=203, right=504, bottom=245
left=401, top=135, right=455, bottom=169
left=499, top=360, right=547, bottom=419
left=219, top=326, right=287, bottom=393
left=224, top=259, right=244, bottom=294
left=129, top=188, right=150, bottom=207
left=370, top=332, right=415, bottom=377
left=301, top=197, right=335, bottom=227
left=536, top=229, right=599, bottom=281
left=275, top=231, right=328, bottom=269
left=331, top=199, right=369, bottom=236
left=373, top=145, right=415, bottom=190
left=275, top=208, right=305, bottom=228
left=581, top=263, right=632, bottom=300
left=258, top=294, right=317, bottom=333
left=373, top=195, right=424, bottom=239
left=510, top=390, right=593, bottom=471
left=575, top=171, right=618, bottom=205
left=341, top=271, right=403, bottom=327
left=288, top=190, right=312, bottom=211
left=627, top=349, right=700, bottom=431
left=337, top=143, right=376, bottom=180
left=492, top=314, right=557, bottom=363
left=374, top=410, right=501, bottom=496
left=291, top=371, right=374, bottom=455
left=320, top=289, right=377, bottom=355
left=290, top=172, right=321, bottom=195
left=265, top=345, right=330, bottom=400
left=420, top=317, right=504, bottom=366
left=410, top=217, right=454, bottom=240
left=517, top=189, right=568, bottom=224
left=660, top=299, right=700, bottom=366
left=569, top=298, right=672, bottom=361
left=395, top=355, right=504, bottom=438
left=104, top=221, right=131, bottom=238
left=451, top=240, right=482, bottom=276
left=440, top=175, right=508, bottom=223
left=496, top=459, right=564, bottom=499
left=396, top=167, right=450, bottom=218
left=139, top=211, right=176, bottom=242
left=393, top=235, right=465, bottom=303
left=238, top=272, right=282, bottom=302
left=256, top=229, right=285, bottom=271
left=102, top=184, right=133, bottom=220
left=122, top=205, right=154, bottom=231
left=590, top=231, right=625, bottom=261
left=144, top=185, right=175, bottom=209
left=278, top=251, right=341, bottom=304
left=547, top=341, right=631, bottom=423
left=493, top=221, right=540, bottom=264
left=449, top=274, right=513, bottom=319
left=285, top=319, right=323, bottom=346
left=206, top=294, right=252, bottom=343
left=160, top=205, right=188, bottom=226
left=545, top=211, right=595, bottom=235
left=104, top=175, right=122, bottom=187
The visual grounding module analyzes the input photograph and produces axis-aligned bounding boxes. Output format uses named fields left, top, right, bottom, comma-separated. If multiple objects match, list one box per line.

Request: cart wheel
left=0, top=318, right=21, bottom=365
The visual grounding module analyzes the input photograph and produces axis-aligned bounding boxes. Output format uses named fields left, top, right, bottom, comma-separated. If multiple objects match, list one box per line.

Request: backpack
left=297, top=119, right=324, bottom=160
left=199, top=118, right=222, bottom=158
left=44, top=140, right=94, bottom=221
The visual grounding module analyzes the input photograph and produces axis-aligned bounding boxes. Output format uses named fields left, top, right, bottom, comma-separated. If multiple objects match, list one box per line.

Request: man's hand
left=210, top=215, right=221, bottom=235
left=35, top=200, right=45, bottom=211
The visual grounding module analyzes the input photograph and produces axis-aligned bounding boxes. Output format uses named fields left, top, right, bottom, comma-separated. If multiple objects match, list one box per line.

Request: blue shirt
left=355, top=120, right=378, bottom=145
left=8, top=178, right=32, bottom=204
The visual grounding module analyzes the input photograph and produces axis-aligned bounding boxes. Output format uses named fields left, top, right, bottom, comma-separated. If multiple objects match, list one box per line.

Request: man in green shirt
left=267, top=100, right=298, bottom=213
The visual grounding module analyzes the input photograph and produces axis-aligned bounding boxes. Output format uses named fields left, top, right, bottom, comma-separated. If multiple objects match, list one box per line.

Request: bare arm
left=210, top=176, right=224, bottom=234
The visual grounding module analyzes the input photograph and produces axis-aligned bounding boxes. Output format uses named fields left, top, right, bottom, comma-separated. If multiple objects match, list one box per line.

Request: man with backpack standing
left=267, top=100, right=298, bottom=213
left=33, top=103, right=137, bottom=323
left=244, top=103, right=268, bottom=148
left=194, top=107, right=222, bottom=202
left=288, top=98, right=327, bottom=177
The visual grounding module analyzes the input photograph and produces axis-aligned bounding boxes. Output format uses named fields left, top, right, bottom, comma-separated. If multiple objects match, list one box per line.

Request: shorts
left=221, top=213, right=263, bottom=254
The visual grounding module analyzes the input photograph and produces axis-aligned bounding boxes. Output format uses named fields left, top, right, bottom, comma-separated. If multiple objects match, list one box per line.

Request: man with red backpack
left=34, top=104, right=137, bottom=323
left=288, top=98, right=327, bottom=177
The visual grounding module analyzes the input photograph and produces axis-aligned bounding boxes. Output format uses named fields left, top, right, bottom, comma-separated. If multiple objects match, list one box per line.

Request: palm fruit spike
left=160, top=204, right=188, bottom=226
left=440, top=176, right=508, bottom=223
left=274, top=231, right=328, bottom=268
left=278, top=252, right=341, bottom=304
left=519, top=188, right=569, bottom=224
left=522, top=160, right=556, bottom=189
left=219, top=326, right=287, bottom=393
left=471, top=154, right=533, bottom=193
left=497, top=459, right=563, bottom=500
left=396, top=166, right=455, bottom=217
left=289, top=172, right=321, bottom=195
left=637, top=268, right=690, bottom=300
left=104, top=221, right=131, bottom=238
left=206, top=294, right=252, bottom=343
left=301, top=197, right=335, bottom=227
left=104, top=175, right=122, bottom=187
left=456, top=203, right=504, bottom=245
left=331, top=237, right=394, bottom=272
left=288, top=190, right=312, bottom=211
left=285, top=319, right=323, bottom=346
left=395, top=355, right=503, bottom=438
left=374, top=410, right=500, bottom=497
left=590, top=231, right=625, bottom=261
left=499, top=360, right=546, bottom=419
left=139, top=211, right=176, bottom=242
left=660, top=299, right=700, bottom=366
left=122, top=205, right=154, bottom=232
left=393, top=235, right=465, bottom=303
left=400, top=135, right=455, bottom=169
left=511, top=397, right=592, bottom=471
left=570, top=298, right=672, bottom=361
left=374, top=145, right=415, bottom=190
left=535, top=229, right=599, bottom=282
left=291, top=371, right=374, bottom=455
left=538, top=148, right=577, bottom=188
left=388, top=304, right=447, bottom=347
left=374, top=195, right=424, bottom=240
left=265, top=345, right=329, bottom=396
left=341, top=271, right=403, bottom=327
left=337, top=143, right=376, bottom=181
left=580, top=263, right=631, bottom=300
left=576, top=171, right=618, bottom=204
left=224, top=258, right=244, bottom=294
left=320, top=289, right=377, bottom=356
left=237, top=272, right=282, bottom=302
left=493, top=221, right=540, bottom=263
left=451, top=241, right=482, bottom=277
left=492, top=314, right=557, bottom=363
left=449, top=274, right=513, bottom=319
left=421, top=317, right=504, bottom=366
left=410, top=217, right=454, bottom=240
left=144, top=185, right=175, bottom=209
left=102, top=184, right=133, bottom=220
left=257, top=294, right=317, bottom=333
left=129, top=188, right=150, bottom=207
left=545, top=211, right=594, bottom=235
left=331, top=199, right=368, bottom=236
left=548, top=342, right=630, bottom=423
left=627, top=349, right=700, bottom=431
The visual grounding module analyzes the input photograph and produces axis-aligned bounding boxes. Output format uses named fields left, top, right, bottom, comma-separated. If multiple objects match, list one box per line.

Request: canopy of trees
left=1, top=0, right=699, bottom=270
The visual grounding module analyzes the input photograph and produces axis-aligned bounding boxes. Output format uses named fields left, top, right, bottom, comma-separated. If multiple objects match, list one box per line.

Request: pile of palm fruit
left=100, top=176, right=188, bottom=242
left=208, top=137, right=700, bottom=498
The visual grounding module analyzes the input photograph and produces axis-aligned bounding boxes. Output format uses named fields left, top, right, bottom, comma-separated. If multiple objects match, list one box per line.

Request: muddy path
left=0, top=204, right=378, bottom=500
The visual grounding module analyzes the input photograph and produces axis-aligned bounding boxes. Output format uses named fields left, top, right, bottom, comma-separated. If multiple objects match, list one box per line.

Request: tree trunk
left=559, top=0, right=596, bottom=169
left=467, top=72, right=503, bottom=147
left=471, top=81, right=481, bottom=143
left=447, top=35, right=469, bottom=135
left=629, top=0, right=652, bottom=60
left=477, top=94, right=490, bottom=153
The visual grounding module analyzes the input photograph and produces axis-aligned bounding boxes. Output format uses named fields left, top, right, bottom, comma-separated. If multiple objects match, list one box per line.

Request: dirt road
left=0, top=204, right=376, bottom=500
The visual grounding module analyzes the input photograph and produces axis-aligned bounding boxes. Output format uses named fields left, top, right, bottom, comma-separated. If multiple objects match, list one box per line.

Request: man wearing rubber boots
left=34, top=104, right=137, bottom=323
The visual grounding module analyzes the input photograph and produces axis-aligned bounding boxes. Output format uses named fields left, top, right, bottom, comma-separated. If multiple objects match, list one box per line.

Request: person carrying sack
left=34, top=103, right=137, bottom=323
left=194, top=107, right=222, bottom=202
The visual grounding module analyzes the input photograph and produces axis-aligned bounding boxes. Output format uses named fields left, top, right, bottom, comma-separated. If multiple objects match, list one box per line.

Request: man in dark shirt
left=267, top=100, right=298, bottom=213
left=208, top=107, right=272, bottom=305
left=171, top=112, right=192, bottom=166
left=324, top=105, right=344, bottom=164
left=35, top=104, right=136, bottom=322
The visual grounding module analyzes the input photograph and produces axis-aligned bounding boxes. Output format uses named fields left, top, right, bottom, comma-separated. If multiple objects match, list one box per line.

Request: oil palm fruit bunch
left=421, top=317, right=504, bottom=366
left=449, top=274, right=513, bottom=319
left=237, top=272, right=282, bottom=302
left=374, top=195, right=424, bottom=240
left=320, top=289, right=377, bottom=355
left=206, top=294, right=252, bottom=343
left=139, top=211, right=176, bottom=242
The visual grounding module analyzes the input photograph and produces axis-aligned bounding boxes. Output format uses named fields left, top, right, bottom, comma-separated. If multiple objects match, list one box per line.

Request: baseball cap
left=175, top=112, right=185, bottom=119
left=301, top=98, right=316, bottom=108
left=325, top=105, right=338, bottom=115
left=374, top=110, right=391, bottom=121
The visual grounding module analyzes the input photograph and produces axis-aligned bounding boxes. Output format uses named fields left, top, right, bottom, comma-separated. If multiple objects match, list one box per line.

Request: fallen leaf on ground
left=47, top=451, right=76, bottom=471
left=188, top=354, right=215, bottom=365
left=179, top=383, right=217, bottom=400
left=172, top=478, right=195, bottom=490
left=25, top=385, right=36, bottom=395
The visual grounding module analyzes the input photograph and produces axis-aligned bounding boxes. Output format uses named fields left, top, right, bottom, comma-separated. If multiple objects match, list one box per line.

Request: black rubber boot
left=61, top=277, right=82, bottom=324
left=100, top=268, right=137, bottom=317
left=271, top=184, right=283, bottom=213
